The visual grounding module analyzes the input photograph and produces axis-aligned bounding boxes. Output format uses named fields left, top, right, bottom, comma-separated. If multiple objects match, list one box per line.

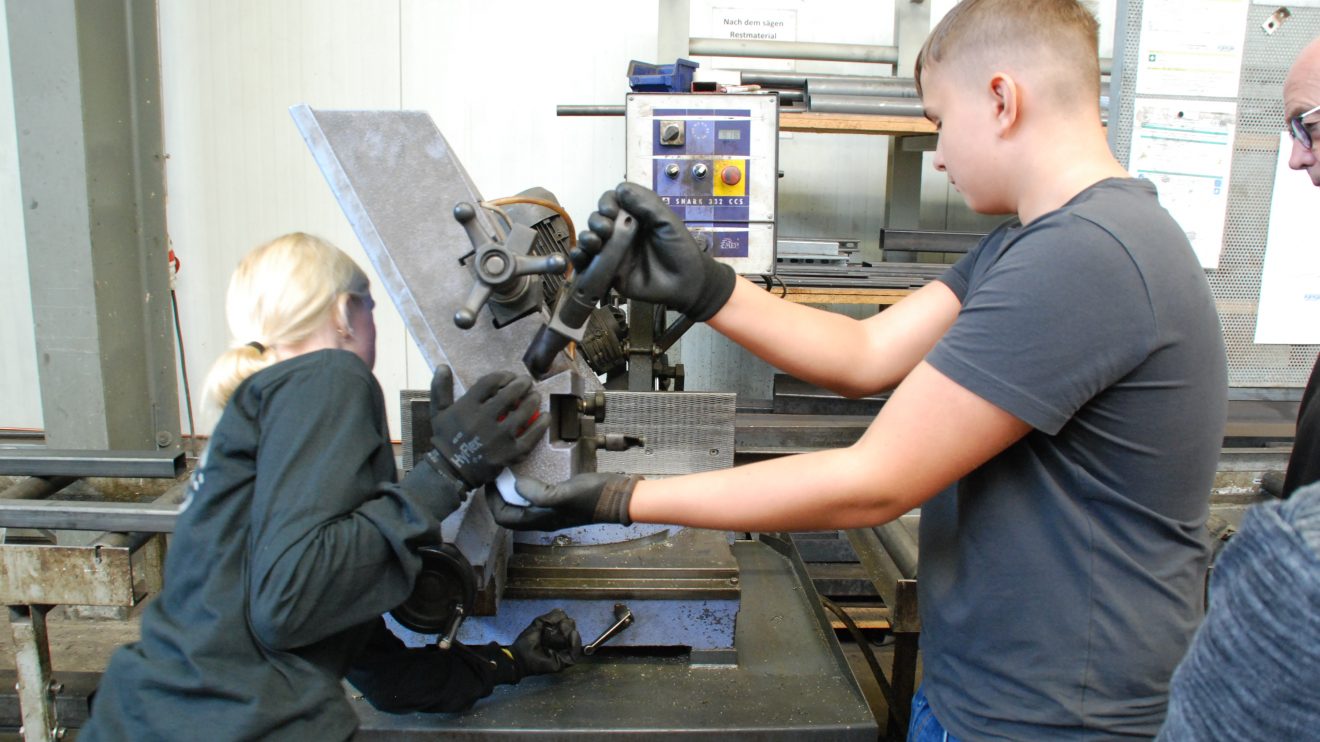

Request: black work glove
left=424, top=365, right=549, bottom=489
left=510, top=608, right=583, bottom=677
left=400, top=368, right=476, bottom=519
left=576, top=182, right=736, bottom=322
left=485, top=473, right=642, bottom=531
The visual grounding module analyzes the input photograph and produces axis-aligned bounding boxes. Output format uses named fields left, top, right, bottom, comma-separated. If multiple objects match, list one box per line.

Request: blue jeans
left=908, top=686, right=961, bottom=742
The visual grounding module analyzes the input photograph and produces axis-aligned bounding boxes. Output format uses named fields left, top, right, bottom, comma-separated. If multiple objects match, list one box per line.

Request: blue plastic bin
left=627, top=59, right=699, bottom=93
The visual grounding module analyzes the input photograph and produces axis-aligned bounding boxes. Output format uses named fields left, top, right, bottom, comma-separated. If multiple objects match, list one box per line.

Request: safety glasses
left=1289, top=102, right=1320, bottom=149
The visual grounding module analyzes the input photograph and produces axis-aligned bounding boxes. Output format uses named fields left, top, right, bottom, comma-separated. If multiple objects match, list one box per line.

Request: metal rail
left=0, top=450, right=184, bottom=479
left=0, top=500, right=179, bottom=533
left=555, top=105, right=625, bottom=116
left=689, top=37, right=899, bottom=65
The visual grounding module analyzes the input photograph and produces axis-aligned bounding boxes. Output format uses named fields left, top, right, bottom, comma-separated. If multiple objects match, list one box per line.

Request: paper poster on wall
left=711, top=6, right=797, bottom=41
left=1135, top=0, right=1248, bottom=98
left=1128, top=98, right=1236, bottom=269
left=1255, top=131, right=1320, bottom=344
left=704, top=6, right=798, bottom=71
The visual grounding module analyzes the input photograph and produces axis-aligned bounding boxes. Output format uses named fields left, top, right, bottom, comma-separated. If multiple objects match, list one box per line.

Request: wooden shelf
left=779, top=111, right=935, bottom=136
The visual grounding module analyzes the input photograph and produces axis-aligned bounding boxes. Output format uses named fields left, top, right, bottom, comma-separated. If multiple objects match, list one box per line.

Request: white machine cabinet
left=625, top=93, right=779, bottom=275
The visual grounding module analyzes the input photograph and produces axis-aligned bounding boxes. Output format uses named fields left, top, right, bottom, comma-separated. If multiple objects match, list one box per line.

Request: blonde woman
left=82, top=233, right=578, bottom=741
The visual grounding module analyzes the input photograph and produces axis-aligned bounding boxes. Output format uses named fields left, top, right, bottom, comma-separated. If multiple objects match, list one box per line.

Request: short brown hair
left=914, top=0, right=1100, bottom=105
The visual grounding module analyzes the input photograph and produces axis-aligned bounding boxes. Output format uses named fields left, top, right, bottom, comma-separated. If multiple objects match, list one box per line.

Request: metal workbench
left=355, top=534, right=878, bottom=740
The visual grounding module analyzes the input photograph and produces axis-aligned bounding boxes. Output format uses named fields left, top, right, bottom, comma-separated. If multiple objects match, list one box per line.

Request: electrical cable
left=477, top=202, right=513, bottom=239
left=171, top=288, right=195, bottom=452
left=819, top=595, right=899, bottom=729
left=168, top=248, right=196, bottom=455
left=759, top=273, right=788, bottom=298
left=485, top=195, right=578, bottom=248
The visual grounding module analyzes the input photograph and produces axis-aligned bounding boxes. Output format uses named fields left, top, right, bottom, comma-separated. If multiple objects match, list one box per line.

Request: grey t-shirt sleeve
left=927, top=216, right=1157, bottom=434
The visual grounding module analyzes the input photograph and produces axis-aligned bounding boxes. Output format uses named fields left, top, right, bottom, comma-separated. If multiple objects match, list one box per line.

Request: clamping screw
left=481, top=253, right=508, bottom=275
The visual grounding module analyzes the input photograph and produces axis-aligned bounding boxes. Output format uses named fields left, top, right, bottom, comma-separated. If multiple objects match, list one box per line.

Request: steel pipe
left=0, top=499, right=179, bottom=533
left=873, top=522, right=918, bottom=580
left=92, top=481, right=189, bottom=549
left=556, top=105, right=625, bottom=117
left=690, top=37, right=898, bottom=65
left=0, top=476, right=76, bottom=501
left=741, top=70, right=887, bottom=87
left=0, top=449, right=184, bottom=479
left=806, top=77, right=918, bottom=99
left=807, top=94, right=924, bottom=117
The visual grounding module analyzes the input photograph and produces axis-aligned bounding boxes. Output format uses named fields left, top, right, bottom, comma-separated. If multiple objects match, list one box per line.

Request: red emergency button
left=721, top=165, right=742, bottom=186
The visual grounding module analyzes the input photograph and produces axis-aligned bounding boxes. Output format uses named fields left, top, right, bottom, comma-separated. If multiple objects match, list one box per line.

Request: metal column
left=883, top=0, right=933, bottom=231
left=8, top=605, right=61, bottom=742
left=5, top=0, right=179, bottom=450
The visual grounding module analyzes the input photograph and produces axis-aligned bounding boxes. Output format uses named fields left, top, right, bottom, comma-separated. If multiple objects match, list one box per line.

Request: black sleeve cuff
left=399, top=452, right=469, bottom=520
left=347, top=621, right=505, bottom=713
left=691, top=261, right=737, bottom=322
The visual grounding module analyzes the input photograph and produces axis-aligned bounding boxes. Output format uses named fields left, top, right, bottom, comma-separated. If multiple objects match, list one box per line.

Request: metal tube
left=741, top=70, right=896, bottom=87
left=0, top=449, right=184, bottom=479
left=806, top=77, right=918, bottom=99
left=807, top=94, right=924, bottom=117
left=556, top=105, right=625, bottom=117
left=91, top=480, right=188, bottom=549
left=872, top=522, right=918, bottom=580
left=690, top=37, right=898, bottom=65
left=0, top=476, right=76, bottom=501
left=0, top=499, right=179, bottom=533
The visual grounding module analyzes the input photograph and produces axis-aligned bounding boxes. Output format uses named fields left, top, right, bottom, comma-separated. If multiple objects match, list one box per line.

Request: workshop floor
left=0, top=604, right=904, bottom=739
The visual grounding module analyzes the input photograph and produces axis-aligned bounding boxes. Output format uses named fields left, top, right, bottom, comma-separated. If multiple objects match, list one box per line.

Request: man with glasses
left=1281, top=36, right=1320, bottom=495
left=1157, top=36, right=1320, bottom=742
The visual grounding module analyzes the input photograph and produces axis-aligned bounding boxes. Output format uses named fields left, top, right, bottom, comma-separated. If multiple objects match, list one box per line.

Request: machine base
left=355, top=536, right=878, bottom=739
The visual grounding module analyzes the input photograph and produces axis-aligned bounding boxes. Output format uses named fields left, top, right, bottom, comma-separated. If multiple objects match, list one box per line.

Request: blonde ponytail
left=201, top=233, right=368, bottom=415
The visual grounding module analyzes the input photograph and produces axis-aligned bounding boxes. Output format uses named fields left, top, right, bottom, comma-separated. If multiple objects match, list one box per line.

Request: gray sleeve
left=935, top=244, right=976, bottom=301
left=925, top=218, right=1156, bottom=434
left=244, top=366, right=449, bottom=651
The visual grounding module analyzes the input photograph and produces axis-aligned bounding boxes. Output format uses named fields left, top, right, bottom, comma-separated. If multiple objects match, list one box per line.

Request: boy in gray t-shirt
left=488, top=0, right=1228, bottom=738
left=918, top=176, right=1225, bottom=739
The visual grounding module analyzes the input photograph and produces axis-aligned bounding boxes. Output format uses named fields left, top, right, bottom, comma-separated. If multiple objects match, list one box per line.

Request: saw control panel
left=625, top=93, right=778, bottom=275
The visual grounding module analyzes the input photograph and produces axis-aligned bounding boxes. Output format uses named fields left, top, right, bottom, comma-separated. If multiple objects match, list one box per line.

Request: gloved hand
left=399, top=366, right=477, bottom=518
left=485, top=472, right=642, bottom=531
left=423, top=365, right=549, bottom=489
left=575, top=182, right=736, bottom=322
left=509, top=608, right=583, bottom=677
